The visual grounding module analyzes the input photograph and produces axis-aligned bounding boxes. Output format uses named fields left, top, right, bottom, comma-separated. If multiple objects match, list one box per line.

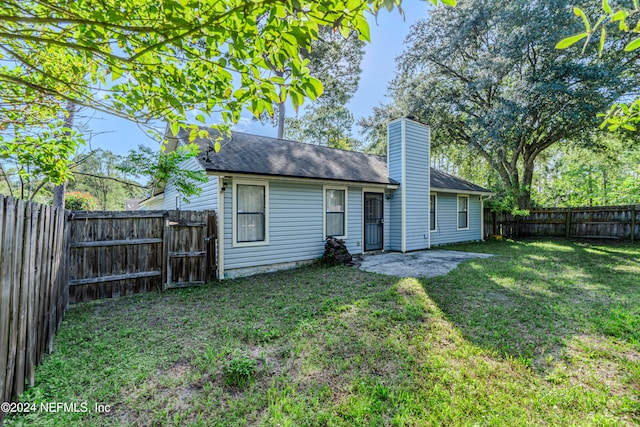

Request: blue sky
left=85, top=2, right=430, bottom=156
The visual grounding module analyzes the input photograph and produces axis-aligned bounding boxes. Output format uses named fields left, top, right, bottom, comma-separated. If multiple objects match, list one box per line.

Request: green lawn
left=6, top=240, right=640, bottom=426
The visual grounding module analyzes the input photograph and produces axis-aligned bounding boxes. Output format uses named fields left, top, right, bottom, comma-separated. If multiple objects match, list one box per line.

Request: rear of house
left=141, top=118, right=493, bottom=279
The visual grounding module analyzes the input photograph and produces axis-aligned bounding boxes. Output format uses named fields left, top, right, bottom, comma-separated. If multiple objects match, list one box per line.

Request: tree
left=68, top=149, right=147, bottom=210
left=285, top=105, right=362, bottom=150
left=532, top=133, right=640, bottom=207
left=1, top=0, right=457, bottom=185
left=255, top=24, right=366, bottom=147
left=556, top=1, right=640, bottom=131
left=283, top=27, right=365, bottom=150
left=118, top=145, right=208, bottom=201
left=64, top=191, right=97, bottom=211
left=361, top=0, right=638, bottom=210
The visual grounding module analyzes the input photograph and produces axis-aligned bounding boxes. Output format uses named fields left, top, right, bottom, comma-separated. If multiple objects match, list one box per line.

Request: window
left=430, top=194, right=437, bottom=231
left=233, top=181, right=268, bottom=246
left=325, top=188, right=346, bottom=238
left=457, top=195, right=469, bottom=229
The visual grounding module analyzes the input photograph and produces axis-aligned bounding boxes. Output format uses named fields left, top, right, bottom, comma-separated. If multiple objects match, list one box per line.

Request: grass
left=5, top=239, right=640, bottom=426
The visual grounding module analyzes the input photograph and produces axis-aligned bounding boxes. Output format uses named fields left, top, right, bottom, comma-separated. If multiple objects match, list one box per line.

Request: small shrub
left=224, top=356, right=255, bottom=387
left=65, top=191, right=97, bottom=211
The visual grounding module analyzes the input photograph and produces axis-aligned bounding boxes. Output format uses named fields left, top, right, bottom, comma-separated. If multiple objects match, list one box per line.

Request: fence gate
left=68, top=210, right=216, bottom=302
left=164, top=210, right=217, bottom=290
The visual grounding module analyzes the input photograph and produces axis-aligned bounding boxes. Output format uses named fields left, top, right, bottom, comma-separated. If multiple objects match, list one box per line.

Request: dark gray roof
left=176, top=129, right=491, bottom=192
left=430, top=167, right=492, bottom=193
left=181, top=129, right=397, bottom=185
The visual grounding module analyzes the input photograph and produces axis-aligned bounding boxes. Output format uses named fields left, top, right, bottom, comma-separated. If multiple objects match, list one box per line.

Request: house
left=141, top=118, right=493, bottom=279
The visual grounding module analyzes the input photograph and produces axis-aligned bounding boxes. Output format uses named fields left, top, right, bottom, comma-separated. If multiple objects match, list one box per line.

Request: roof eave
left=207, top=170, right=399, bottom=188
left=431, top=187, right=495, bottom=196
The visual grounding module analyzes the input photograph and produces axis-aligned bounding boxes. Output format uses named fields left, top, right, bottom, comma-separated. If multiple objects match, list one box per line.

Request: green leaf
left=602, top=0, right=612, bottom=14
left=307, top=77, right=324, bottom=98
left=573, top=7, right=590, bottom=32
left=170, top=122, right=180, bottom=136
left=555, top=33, right=588, bottom=49
left=611, top=10, right=626, bottom=22
left=624, top=37, right=640, bottom=51
left=440, top=0, right=457, bottom=5
left=195, top=113, right=206, bottom=123
left=355, top=14, right=370, bottom=42
left=599, top=27, right=606, bottom=53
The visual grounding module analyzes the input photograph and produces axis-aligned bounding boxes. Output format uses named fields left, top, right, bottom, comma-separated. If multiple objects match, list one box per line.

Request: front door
left=364, top=192, right=384, bottom=251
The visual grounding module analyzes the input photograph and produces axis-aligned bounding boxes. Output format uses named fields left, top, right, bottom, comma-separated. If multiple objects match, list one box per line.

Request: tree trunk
left=516, top=158, right=535, bottom=210
left=52, top=101, right=77, bottom=209
left=277, top=101, right=285, bottom=139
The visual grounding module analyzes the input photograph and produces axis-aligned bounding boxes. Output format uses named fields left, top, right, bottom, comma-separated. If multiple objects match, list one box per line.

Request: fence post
left=565, top=209, right=571, bottom=238
left=631, top=205, right=636, bottom=243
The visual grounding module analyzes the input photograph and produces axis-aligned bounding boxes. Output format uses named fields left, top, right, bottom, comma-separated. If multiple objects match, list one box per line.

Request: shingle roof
left=181, top=129, right=397, bottom=185
left=429, top=167, right=492, bottom=193
left=176, top=128, right=492, bottom=193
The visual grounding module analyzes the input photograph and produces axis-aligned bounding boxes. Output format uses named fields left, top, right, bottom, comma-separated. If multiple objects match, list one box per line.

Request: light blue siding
left=139, top=195, right=164, bottom=210
left=403, top=121, right=430, bottom=251
left=347, top=187, right=363, bottom=255
left=388, top=121, right=403, bottom=251
left=384, top=195, right=391, bottom=251
left=387, top=119, right=430, bottom=252
left=161, top=157, right=218, bottom=211
left=430, top=192, right=482, bottom=246
left=224, top=180, right=323, bottom=272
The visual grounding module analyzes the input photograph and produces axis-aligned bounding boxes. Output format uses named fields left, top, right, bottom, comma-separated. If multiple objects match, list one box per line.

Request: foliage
left=0, top=0, right=458, bottom=184
left=7, top=240, right=640, bottom=426
left=282, top=26, right=366, bottom=149
left=64, top=191, right=97, bottom=211
left=0, top=104, right=84, bottom=187
left=361, top=0, right=638, bottom=209
left=556, top=1, right=640, bottom=131
left=118, top=144, right=208, bottom=201
left=285, top=104, right=362, bottom=150
left=224, top=356, right=256, bottom=388
left=67, top=149, right=147, bottom=210
left=532, top=133, right=640, bottom=207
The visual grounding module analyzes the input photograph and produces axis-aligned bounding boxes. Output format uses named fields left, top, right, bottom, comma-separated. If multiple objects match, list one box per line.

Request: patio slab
left=356, top=249, right=493, bottom=278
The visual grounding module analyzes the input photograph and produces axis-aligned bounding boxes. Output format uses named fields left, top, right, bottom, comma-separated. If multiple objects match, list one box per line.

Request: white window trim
left=430, top=192, right=438, bottom=232
left=232, top=179, right=270, bottom=248
left=457, top=194, right=470, bottom=230
left=323, top=185, right=348, bottom=239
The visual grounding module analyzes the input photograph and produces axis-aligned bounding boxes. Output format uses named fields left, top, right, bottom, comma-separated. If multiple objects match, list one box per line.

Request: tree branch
left=73, top=171, right=148, bottom=188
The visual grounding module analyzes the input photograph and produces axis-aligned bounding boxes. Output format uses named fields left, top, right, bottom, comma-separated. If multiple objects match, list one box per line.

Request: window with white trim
left=234, top=182, right=268, bottom=245
left=325, top=188, right=346, bottom=238
left=430, top=194, right=437, bottom=231
left=457, top=195, right=469, bottom=229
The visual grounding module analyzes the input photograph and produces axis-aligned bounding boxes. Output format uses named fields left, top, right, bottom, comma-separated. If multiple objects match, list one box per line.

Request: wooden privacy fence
left=0, top=196, right=69, bottom=423
left=484, top=205, right=639, bottom=241
left=1, top=200, right=217, bottom=423
left=68, top=210, right=217, bottom=303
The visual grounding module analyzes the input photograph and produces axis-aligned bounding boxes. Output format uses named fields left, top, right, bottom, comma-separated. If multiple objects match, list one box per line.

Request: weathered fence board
left=68, top=210, right=216, bottom=302
left=0, top=197, right=68, bottom=424
left=484, top=205, right=640, bottom=241
left=1, top=200, right=217, bottom=424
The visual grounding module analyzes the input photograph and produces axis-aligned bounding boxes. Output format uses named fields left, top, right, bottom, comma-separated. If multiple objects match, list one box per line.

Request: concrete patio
left=356, top=249, right=493, bottom=278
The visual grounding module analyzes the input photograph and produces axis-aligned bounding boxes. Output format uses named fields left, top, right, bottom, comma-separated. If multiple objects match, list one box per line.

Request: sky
left=84, top=2, right=431, bottom=156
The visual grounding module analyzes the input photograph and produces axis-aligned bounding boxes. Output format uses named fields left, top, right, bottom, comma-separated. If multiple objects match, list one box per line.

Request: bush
left=224, top=356, right=255, bottom=387
left=65, top=191, right=97, bottom=211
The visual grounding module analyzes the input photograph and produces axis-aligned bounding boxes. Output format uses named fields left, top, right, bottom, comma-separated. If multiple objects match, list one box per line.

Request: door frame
left=363, top=192, right=384, bottom=252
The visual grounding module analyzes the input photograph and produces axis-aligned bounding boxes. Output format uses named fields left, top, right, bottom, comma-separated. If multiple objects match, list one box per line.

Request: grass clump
left=224, top=356, right=255, bottom=388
